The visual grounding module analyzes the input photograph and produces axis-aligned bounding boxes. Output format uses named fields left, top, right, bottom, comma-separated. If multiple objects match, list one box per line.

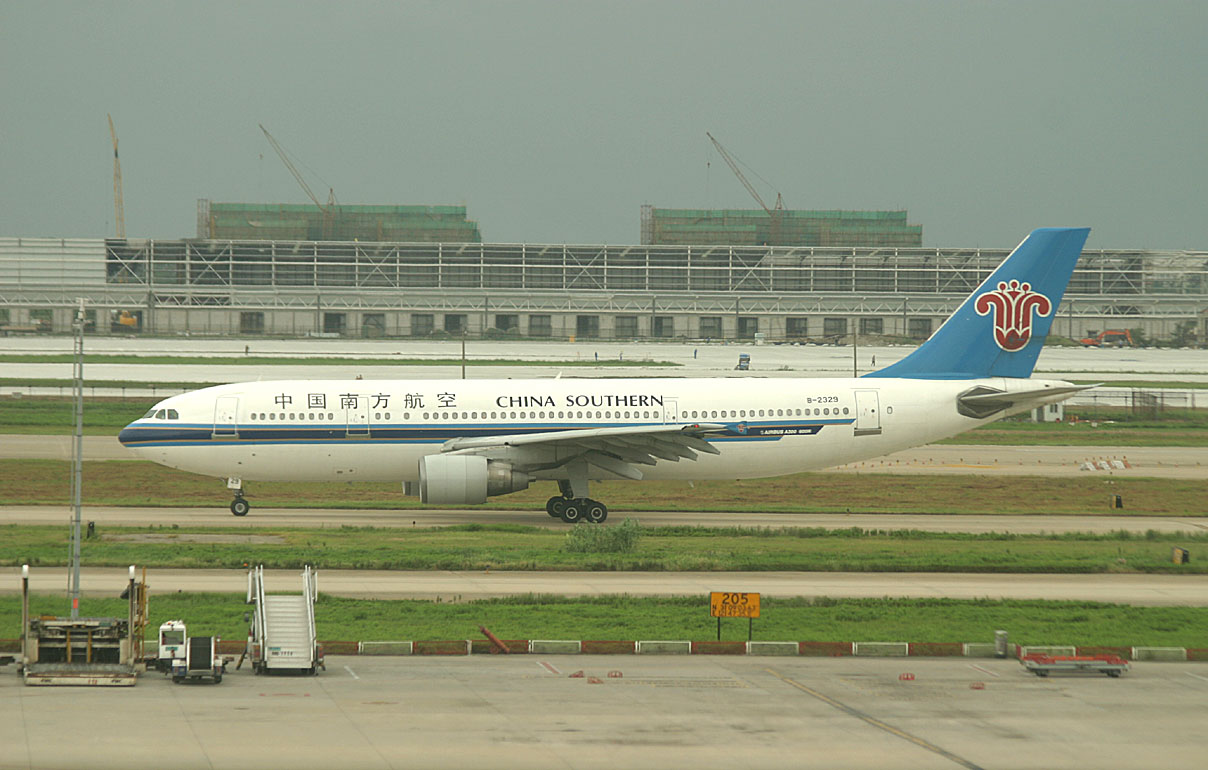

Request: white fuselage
left=119, top=376, right=1067, bottom=485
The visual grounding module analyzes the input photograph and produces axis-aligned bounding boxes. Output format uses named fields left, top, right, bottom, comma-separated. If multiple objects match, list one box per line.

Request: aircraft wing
left=441, top=423, right=727, bottom=481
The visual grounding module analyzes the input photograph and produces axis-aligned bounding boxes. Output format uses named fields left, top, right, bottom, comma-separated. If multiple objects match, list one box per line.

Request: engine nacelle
left=418, top=455, right=530, bottom=505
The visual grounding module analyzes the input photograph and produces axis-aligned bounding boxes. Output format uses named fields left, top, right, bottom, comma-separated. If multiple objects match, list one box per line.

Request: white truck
left=155, top=620, right=187, bottom=673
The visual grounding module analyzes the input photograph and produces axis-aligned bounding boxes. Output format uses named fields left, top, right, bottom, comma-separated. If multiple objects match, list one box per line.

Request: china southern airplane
left=119, top=227, right=1091, bottom=523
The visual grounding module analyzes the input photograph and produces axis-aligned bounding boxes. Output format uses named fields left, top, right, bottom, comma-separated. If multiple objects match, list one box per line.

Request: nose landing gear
left=230, top=494, right=250, bottom=517
left=227, top=477, right=249, bottom=516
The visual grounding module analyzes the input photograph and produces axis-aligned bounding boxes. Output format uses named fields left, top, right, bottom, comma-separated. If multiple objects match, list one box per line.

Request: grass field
left=1, top=459, right=1200, bottom=515
left=3, top=593, right=1205, bottom=647
left=3, top=523, right=1206, bottom=574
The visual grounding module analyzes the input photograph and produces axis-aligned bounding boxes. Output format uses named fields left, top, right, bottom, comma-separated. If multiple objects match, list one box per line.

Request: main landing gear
left=228, top=477, right=250, bottom=517
left=545, top=496, right=608, bottom=524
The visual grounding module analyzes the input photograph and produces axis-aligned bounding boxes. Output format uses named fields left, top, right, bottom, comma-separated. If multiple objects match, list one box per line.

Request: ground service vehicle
left=1079, top=329, right=1133, bottom=347
left=172, top=635, right=224, bottom=684
left=155, top=620, right=187, bottom=672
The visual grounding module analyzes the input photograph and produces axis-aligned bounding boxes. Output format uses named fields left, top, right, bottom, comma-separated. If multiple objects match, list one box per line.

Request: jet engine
left=418, top=455, right=530, bottom=505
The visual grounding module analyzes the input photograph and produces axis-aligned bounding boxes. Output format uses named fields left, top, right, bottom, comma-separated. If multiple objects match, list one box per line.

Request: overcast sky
left=2, top=1, right=1205, bottom=250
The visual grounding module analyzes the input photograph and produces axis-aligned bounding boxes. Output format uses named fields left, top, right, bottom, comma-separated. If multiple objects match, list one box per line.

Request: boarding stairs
left=247, top=565, right=322, bottom=674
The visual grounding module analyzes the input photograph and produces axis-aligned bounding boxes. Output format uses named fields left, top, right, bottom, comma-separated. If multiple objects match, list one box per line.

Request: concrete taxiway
left=3, top=504, right=1207, bottom=535
left=2, top=655, right=1207, bottom=770
left=6, top=567, right=1207, bottom=606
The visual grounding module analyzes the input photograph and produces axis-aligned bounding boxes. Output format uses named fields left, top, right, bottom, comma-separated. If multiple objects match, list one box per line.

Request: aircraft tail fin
left=864, top=227, right=1090, bottom=380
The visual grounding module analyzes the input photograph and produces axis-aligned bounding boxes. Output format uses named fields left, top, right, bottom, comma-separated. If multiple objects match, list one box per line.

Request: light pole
left=69, top=299, right=85, bottom=617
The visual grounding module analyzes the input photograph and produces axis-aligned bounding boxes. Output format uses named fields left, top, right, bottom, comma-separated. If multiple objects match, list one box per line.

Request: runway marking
left=344, top=665, right=360, bottom=680
left=1184, top=672, right=1208, bottom=683
left=538, top=660, right=560, bottom=675
left=968, top=664, right=1001, bottom=678
left=766, top=668, right=985, bottom=770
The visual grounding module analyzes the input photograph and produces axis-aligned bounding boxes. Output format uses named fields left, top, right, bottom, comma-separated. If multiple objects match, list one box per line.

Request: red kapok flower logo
left=974, top=280, right=1053, bottom=352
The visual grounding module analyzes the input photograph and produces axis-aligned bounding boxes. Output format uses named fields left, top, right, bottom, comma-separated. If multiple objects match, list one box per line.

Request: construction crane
left=259, top=124, right=338, bottom=238
left=108, top=114, right=125, bottom=239
left=706, top=132, right=784, bottom=246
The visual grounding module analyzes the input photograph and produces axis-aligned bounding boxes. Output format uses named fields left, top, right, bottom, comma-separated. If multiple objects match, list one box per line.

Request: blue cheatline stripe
left=119, top=419, right=852, bottom=448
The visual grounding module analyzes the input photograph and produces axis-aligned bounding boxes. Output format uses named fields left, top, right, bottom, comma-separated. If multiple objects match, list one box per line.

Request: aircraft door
left=346, top=395, right=370, bottom=436
left=213, top=396, right=239, bottom=438
left=663, top=399, right=679, bottom=424
left=853, top=390, right=882, bottom=436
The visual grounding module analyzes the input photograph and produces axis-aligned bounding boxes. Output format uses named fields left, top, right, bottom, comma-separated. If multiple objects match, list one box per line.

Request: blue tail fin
left=864, top=227, right=1090, bottom=380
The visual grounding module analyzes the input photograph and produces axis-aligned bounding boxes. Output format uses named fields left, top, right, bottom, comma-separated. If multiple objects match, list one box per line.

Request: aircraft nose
left=117, top=423, right=139, bottom=447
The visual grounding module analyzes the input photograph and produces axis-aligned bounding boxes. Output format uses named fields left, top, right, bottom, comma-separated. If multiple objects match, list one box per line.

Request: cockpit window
left=155, top=409, right=167, bottom=419
left=167, top=409, right=179, bottom=420
left=143, top=409, right=157, bottom=419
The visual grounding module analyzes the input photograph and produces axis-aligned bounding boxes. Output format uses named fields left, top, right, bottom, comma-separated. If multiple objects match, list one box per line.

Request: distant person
left=871, top=355, right=876, bottom=366
left=244, top=345, right=249, bottom=356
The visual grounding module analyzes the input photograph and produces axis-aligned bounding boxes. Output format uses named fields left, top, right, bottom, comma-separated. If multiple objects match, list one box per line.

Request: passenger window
left=318, top=412, right=325, bottom=420
left=843, top=407, right=849, bottom=415
left=385, top=412, right=391, bottom=420
left=270, top=413, right=277, bottom=421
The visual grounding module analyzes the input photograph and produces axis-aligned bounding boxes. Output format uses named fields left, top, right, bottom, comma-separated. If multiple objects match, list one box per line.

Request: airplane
left=119, top=227, right=1092, bottom=524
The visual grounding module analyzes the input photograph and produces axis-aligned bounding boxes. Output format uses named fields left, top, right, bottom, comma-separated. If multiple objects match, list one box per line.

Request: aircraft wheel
left=585, top=500, right=608, bottom=524
left=230, top=497, right=250, bottom=517
left=546, top=496, right=567, bottom=518
left=560, top=500, right=584, bottom=524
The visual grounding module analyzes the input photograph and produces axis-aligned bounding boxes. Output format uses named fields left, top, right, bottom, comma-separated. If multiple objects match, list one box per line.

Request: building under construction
left=2, top=236, right=1204, bottom=344
left=641, top=206, right=922, bottom=247
left=197, top=200, right=482, bottom=243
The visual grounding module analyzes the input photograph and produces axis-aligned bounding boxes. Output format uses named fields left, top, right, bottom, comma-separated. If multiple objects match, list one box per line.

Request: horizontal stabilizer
left=957, top=383, right=1095, bottom=419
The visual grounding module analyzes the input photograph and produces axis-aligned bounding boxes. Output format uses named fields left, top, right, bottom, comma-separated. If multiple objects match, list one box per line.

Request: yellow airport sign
left=710, top=592, right=760, bottom=619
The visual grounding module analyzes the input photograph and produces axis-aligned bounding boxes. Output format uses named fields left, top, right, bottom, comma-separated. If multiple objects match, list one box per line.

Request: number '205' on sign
left=710, top=592, right=760, bottom=618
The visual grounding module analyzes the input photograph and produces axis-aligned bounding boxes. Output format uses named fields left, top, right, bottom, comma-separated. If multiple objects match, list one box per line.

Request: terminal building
left=2, top=233, right=1205, bottom=344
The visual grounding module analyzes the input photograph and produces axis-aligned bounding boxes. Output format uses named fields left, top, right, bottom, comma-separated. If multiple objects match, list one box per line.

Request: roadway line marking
left=539, top=661, right=560, bottom=675
left=343, top=665, right=359, bottom=680
left=968, top=664, right=1000, bottom=677
left=765, top=668, right=985, bottom=770
left=1185, top=672, right=1208, bottom=683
